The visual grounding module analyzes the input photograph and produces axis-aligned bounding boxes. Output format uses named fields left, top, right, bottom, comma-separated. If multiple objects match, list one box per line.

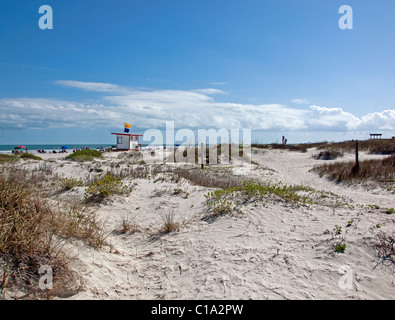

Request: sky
left=0, top=0, right=394, bottom=145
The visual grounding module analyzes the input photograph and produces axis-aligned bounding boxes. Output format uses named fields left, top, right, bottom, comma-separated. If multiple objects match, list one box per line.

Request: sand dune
left=5, top=147, right=395, bottom=300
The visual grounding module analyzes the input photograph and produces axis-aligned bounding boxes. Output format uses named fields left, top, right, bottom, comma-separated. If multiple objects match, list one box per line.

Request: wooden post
left=201, top=142, right=204, bottom=169
left=355, top=140, right=359, bottom=171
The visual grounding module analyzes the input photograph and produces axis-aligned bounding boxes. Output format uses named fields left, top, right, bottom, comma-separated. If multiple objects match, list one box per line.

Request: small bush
left=58, top=178, right=83, bottom=191
left=0, top=154, right=19, bottom=164
left=65, top=150, right=103, bottom=162
left=334, top=242, right=347, bottom=253
left=84, top=174, right=132, bottom=201
left=375, top=231, right=395, bottom=263
left=313, top=149, right=343, bottom=160
left=19, top=153, right=42, bottom=161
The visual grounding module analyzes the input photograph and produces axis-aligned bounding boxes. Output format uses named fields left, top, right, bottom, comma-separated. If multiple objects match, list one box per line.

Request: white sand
left=14, top=148, right=395, bottom=299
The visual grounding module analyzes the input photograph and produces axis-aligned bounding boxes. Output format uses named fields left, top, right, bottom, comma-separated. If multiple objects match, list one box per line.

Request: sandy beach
left=3, top=146, right=393, bottom=300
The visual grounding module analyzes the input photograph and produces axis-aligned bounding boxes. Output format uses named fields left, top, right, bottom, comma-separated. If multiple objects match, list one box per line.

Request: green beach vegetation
left=65, top=149, right=103, bottom=162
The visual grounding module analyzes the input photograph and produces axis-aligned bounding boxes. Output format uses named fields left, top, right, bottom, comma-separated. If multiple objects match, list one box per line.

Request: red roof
left=111, top=133, right=143, bottom=136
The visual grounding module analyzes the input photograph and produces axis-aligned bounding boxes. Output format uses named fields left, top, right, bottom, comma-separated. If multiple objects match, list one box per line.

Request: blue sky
left=0, top=0, right=394, bottom=144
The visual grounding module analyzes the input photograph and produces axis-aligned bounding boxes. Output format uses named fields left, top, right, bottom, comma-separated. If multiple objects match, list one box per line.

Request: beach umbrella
left=15, top=145, right=26, bottom=149
left=61, top=146, right=69, bottom=149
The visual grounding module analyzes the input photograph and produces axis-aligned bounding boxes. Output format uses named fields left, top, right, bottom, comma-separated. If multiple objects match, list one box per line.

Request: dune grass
left=313, top=149, right=344, bottom=160
left=65, top=149, right=103, bottom=162
left=19, top=153, right=42, bottom=161
left=312, top=155, right=395, bottom=184
left=84, top=173, right=132, bottom=202
left=0, top=167, right=106, bottom=298
left=252, top=143, right=307, bottom=153
left=0, top=154, right=19, bottom=164
left=314, top=139, right=395, bottom=155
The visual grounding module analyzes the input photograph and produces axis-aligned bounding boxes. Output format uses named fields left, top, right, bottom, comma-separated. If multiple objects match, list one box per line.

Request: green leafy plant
left=0, top=154, right=19, bottom=164
left=65, top=149, right=103, bottom=162
left=19, top=153, right=42, bottom=160
left=84, top=173, right=132, bottom=201
left=58, top=178, right=83, bottom=191
left=334, top=242, right=347, bottom=253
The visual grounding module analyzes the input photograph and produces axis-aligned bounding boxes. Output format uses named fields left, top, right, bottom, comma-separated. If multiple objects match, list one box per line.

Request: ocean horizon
left=0, top=144, right=115, bottom=153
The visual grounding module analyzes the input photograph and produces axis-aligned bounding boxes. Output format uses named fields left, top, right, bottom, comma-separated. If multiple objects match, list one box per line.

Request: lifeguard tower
left=111, top=133, right=143, bottom=151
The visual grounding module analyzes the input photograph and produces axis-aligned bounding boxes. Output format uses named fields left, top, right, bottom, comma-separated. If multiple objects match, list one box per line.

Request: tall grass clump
left=65, top=149, right=103, bottom=162
left=312, top=155, right=395, bottom=183
left=0, top=169, right=105, bottom=298
left=0, top=172, right=68, bottom=297
left=160, top=212, right=180, bottom=233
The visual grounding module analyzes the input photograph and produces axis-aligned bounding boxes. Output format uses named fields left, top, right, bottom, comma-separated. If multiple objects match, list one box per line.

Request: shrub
left=334, top=242, right=347, bottom=253
left=0, top=154, right=19, bottom=164
left=65, top=149, right=103, bottom=162
left=58, top=178, right=83, bottom=191
left=19, top=153, right=42, bottom=161
left=313, top=149, right=343, bottom=160
left=84, top=173, right=132, bottom=201
left=375, top=231, right=395, bottom=263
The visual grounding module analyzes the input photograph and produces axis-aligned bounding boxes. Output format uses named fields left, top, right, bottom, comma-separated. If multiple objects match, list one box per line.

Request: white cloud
left=291, top=99, right=310, bottom=105
left=0, top=81, right=394, bottom=134
left=55, top=80, right=126, bottom=93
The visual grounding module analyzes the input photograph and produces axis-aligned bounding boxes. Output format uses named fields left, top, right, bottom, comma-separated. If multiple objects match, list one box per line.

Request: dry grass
left=174, top=167, right=244, bottom=190
left=118, top=215, right=141, bottom=234
left=0, top=166, right=106, bottom=299
left=315, top=139, right=395, bottom=155
left=313, top=149, right=344, bottom=160
left=167, top=144, right=249, bottom=164
left=312, top=155, right=395, bottom=184
left=252, top=143, right=307, bottom=153
left=375, top=231, right=395, bottom=265
left=160, top=212, right=180, bottom=233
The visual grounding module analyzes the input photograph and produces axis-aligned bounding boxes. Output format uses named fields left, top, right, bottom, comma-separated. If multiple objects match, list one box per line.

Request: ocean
left=0, top=144, right=114, bottom=154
